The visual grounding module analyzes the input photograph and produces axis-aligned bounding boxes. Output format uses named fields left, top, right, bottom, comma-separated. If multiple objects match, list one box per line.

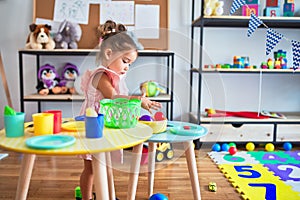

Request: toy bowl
left=139, top=120, right=167, bottom=134
left=100, top=98, right=141, bottom=129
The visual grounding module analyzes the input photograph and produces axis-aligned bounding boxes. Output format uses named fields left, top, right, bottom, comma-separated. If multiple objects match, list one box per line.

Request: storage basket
left=100, top=98, right=141, bottom=128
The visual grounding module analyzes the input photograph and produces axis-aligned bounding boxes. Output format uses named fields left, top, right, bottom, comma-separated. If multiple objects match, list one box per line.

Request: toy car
left=208, top=182, right=217, bottom=192
left=156, top=143, right=174, bottom=162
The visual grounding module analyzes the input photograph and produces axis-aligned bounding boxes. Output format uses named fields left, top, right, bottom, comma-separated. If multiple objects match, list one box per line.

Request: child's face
left=107, top=50, right=137, bottom=75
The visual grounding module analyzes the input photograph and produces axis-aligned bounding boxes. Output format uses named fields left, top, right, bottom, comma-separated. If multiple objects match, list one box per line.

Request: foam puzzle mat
left=208, top=151, right=300, bottom=200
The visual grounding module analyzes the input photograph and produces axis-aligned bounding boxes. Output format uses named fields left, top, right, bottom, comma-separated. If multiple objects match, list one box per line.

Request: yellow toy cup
left=32, top=113, right=54, bottom=135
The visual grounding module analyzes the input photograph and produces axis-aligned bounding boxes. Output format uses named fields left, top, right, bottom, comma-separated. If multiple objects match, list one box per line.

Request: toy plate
left=169, top=125, right=206, bottom=136
left=25, top=135, right=76, bottom=149
left=61, top=121, right=85, bottom=132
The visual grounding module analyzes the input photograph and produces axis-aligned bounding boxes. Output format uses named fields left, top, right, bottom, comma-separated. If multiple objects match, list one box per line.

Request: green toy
left=140, top=81, right=166, bottom=97
left=4, top=105, right=16, bottom=115
left=75, top=186, right=82, bottom=200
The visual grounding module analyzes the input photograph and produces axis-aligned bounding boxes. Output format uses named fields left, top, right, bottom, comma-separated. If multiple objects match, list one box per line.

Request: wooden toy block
left=264, top=7, right=281, bottom=17
left=283, top=3, right=295, bottom=12
left=242, top=4, right=259, bottom=16
left=266, top=0, right=280, bottom=7
left=246, top=0, right=259, bottom=4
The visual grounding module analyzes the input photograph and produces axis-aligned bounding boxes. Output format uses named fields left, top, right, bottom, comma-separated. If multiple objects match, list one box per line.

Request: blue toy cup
left=4, top=112, right=26, bottom=137
left=85, top=114, right=104, bottom=138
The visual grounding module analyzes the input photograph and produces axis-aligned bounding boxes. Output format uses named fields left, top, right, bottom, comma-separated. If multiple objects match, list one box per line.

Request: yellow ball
left=246, top=142, right=255, bottom=151
left=265, top=143, right=275, bottom=152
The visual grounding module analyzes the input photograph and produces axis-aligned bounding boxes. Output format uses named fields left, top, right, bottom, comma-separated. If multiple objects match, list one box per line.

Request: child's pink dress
left=79, top=66, right=129, bottom=161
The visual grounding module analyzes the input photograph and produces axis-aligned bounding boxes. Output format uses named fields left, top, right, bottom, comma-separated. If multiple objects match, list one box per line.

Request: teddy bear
left=204, top=0, right=224, bottom=16
left=25, top=23, right=55, bottom=50
left=36, top=64, right=62, bottom=95
left=59, top=63, right=79, bottom=94
left=54, top=20, right=82, bottom=49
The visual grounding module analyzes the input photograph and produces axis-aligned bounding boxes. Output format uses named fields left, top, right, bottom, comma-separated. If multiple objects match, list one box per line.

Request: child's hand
left=141, top=97, right=162, bottom=114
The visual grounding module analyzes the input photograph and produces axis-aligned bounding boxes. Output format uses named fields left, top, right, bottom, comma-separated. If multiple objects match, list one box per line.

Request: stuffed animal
left=54, top=20, right=82, bottom=49
left=60, top=63, right=79, bottom=94
left=204, top=0, right=224, bottom=16
left=25, top=23, right=55, bottom=50
left=140, top=81, right=166, bottom=97
left=36, top=64, right=62, bottom=95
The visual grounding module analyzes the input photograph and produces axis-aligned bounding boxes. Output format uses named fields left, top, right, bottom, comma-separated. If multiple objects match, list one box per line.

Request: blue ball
left=283, top=142, right=292, bottom=151
left=221, top=143, right=230, bottom=151
left=149, top=193, right=168, bottom=200
left=212, top=143, right=221, bottom=152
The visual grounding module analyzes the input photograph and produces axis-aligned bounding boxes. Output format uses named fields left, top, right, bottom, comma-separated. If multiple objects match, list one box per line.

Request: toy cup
left=85, top=114, right=104, bottom=138
left=4, top=112, right=25, bottom=137
left=32, top=113, right=54, bottom=135
left=43, top=110, right=62, bottom=133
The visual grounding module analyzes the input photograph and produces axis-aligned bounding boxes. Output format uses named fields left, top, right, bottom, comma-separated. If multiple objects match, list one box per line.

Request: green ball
left=228, top=142, right=236, bottom=147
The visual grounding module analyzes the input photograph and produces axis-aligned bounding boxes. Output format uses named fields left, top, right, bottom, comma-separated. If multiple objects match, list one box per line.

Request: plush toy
left=25, top=23, right=55, bottom=50
left=36, top=64, right=62, bottom=95
left=204, top=0, right=224, bottom=16
left=140, top=81, right=166, bottom=97
left=60, top=63, right=79, bottom=94
left=54, top=20, right=82, bottom=49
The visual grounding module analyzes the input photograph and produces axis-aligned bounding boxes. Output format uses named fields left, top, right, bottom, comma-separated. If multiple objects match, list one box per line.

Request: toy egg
left=265, top=143, right=275, bottom=152
left=139, top=115, right=153, bottom=121
left=154, top=112, right=166, bottom=121
left=246, top=142, right=255, bottom=151
left=228, top=146, right=237, bottom=155
left=149, top=193, right=168, bottom=200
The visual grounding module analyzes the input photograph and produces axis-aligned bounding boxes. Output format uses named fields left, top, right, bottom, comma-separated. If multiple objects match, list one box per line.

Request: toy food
left=25, top=23, right=55, bottom=50
left=154, top=111, right=166, bottom=121
left=140, top=81, right=166, bottom=97
left=36, top=64, right=62, bottom=95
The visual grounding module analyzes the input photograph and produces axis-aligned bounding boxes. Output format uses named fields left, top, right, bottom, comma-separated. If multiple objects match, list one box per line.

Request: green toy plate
left=169, top=125, right=206, bottom=136
left=25, top=135, right=76, bottom=149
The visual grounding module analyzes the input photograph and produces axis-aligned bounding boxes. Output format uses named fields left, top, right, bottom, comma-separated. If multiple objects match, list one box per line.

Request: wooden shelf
left=191, top=68, right=300, bottom=73
left=192, top=16, right=300, bottom=28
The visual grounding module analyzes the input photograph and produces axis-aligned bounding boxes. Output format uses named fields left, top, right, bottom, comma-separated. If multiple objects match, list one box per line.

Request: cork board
left=33, top=0, right=169, bottom=50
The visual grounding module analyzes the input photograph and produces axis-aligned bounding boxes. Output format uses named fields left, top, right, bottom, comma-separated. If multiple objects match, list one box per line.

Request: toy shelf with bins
left=19, top=49, right=174, bottom=120
left=189, top=0, right=300, bottom=147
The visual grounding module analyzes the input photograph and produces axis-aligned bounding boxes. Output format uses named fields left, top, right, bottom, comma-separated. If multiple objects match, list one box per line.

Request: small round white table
left=146, top=121, right=208, bottom=200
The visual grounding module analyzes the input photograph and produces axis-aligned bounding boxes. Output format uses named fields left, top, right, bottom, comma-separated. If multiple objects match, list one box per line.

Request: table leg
left=92, top=152, right=109, bottom=200
left=183, top=141, right=201, bottom=200
left=106, top=152, right=116, bottom=200
left=148, top=142, right=157, bottom=197
left=15, top=154, right=36, bottom=200
left=127, top=143, right=143, bottom=200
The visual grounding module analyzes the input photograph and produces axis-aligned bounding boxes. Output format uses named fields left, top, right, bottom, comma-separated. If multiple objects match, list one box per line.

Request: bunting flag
left=247, top=13, right=263, bottom=37
left=292, top=40, right=300, bottom=70
left=266, top=28, right=283, bottom=56
left=230, top=0, right=246, bottom=15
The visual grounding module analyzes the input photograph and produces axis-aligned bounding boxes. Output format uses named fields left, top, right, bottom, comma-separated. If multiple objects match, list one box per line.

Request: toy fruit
left=139, top=115, right=153, bottom=121
left=154, top=111, right=166, bottom=121
left=265, top=143, right=275, bottom=152
left=246, top=142, right=255, bottom=151
left=208, top=182, right=217, bottom=192
left=228, top=146, right=237, bottom=155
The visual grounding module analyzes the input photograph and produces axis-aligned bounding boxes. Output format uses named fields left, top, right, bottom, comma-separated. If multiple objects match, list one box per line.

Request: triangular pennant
left=292, top=40, right=300, bottom=70
left=230, top=0, right=246, bottom=15
left=247, top=13, right=263, bottom=37
left=266, top=28, right=283, bottom=56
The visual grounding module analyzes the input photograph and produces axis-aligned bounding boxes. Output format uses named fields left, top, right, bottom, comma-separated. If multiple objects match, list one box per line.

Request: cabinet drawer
left=277, top=125, right=300, bottom=142
left=200, top=124, right=273, bottom=142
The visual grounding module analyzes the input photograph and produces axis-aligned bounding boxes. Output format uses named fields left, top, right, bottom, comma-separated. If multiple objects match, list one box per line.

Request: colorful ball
left=221, top=143, right=230, bottom=151
left=228, top=142, right=236, bottom=147
left=246, top=142, right=255, bottom=151
left=212, top=143, right=221, bottom=152
left=139, top=115, right=153, bottom=121
left=154, top=112, right=166, bottom=121
left=265, top=143, right=275, bottom=152
left=283, top=142, right=292, bottom=151
left=228, top=146, right=237, bottom=155
left=149, top=193, right=168, bottom=200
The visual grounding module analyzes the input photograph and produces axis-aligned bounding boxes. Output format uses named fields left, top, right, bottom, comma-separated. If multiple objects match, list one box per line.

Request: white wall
left=0, top=0, right=300, bottom=128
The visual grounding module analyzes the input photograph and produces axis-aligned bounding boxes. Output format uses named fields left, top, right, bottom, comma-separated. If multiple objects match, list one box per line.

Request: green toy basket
left=100, top=98, right=141, bottom=129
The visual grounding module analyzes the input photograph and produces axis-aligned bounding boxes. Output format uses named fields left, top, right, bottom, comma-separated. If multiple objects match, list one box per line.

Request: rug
left=208, top=151, right=300, bottom=200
